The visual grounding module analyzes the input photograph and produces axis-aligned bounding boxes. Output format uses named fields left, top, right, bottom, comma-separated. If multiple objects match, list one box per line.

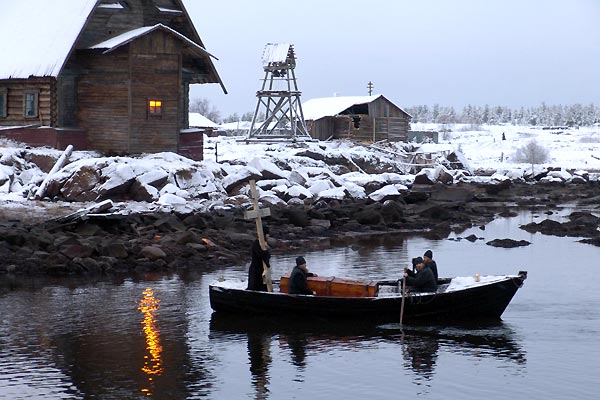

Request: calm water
left=1, top=209, right=599, bottom=399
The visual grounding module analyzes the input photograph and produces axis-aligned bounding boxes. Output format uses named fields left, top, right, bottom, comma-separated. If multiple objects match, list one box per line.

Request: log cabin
left=302, top=95, right=412, bottom=142
left=0, top=0, right=226, bottom=161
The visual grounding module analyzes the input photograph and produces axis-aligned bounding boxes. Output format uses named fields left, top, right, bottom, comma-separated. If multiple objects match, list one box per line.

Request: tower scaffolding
left=245, top=43, right=312, bottom=142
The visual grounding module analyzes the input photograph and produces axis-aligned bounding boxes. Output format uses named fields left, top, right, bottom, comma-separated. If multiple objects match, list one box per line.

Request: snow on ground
left=414, top=123, right=600, bottom=172
left=1, top=124, right=599, bottom=217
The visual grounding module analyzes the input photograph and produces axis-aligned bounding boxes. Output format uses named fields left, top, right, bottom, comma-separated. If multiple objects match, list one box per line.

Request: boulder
left=369, top=185, right=402, bottom=202
left=486, top=238, right=531, bottom=248
left=96, top=163, right=137, bottom=200
left=140, top=245, right=167, bottom=260
left=430, top=187, right=474, bottom=203
left=222, top=167, right=261, bottom=193
left=137, top=169, right=169, bottom=188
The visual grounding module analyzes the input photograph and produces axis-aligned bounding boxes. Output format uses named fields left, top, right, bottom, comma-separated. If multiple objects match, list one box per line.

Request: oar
left=399, top=274, right=407, bottom=326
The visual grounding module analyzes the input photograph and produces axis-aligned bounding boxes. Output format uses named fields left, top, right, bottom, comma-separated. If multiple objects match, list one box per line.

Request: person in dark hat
left=247, top=225, right=271, bottom=291
left=423, top=250, right=439, bottom=282
left=289, top=256, right=317, bottom=295
left=403, top=256, right=437, bottom=293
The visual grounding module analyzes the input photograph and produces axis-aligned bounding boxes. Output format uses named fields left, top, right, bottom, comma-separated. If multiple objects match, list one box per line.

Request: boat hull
left=209, top=272, right=527, bottom=323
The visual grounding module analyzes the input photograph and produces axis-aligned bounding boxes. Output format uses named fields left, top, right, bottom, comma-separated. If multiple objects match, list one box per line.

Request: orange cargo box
left=280, top=275, right=378, bottom=297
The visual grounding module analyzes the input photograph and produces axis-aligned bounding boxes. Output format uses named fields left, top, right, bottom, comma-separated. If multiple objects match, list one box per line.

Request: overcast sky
left=185, top=0, right=600, bottom=118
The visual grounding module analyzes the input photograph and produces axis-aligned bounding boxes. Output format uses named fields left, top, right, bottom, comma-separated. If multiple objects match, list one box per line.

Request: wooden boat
left=209, top=271, right=527, bottom=323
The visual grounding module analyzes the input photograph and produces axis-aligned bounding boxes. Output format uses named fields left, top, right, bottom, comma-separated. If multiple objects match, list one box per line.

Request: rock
left=355, top=206, right=382, bottom=225
left=96, top=163, right=137, bottom=200
left=141, top=245, right=167, bottom=260
left=414, top=169, right=436, bottom=185
left=222, top=167, right=262, bottom=193
left=485, top=178, right=511, bottom=194
left=154, top=215, right=186, bottom=232
left=60, top=165, right=101, bottom=201
left=102, top=242, right=128, bottom=259
left=288, top=170, right=308, bottom=186
left=465, top=234, right=479, bottom=242
left=579, top=237, right=600, bottom=247
left=403, top=190, right=430, bottom=204
left=60, top=243, right=95, bottom=259
left=430, top=187, right=474, bottom=203
left=131, top=180, right=159, bottom=202
left=381, top=200, right=405, bottom=223
left=248, top=158, right=289, bottom=180
left=369, top=185, right=401, bottom=202
left=285, top=208, right=310, bottom=227
left=137, top=169, right=169, bottom=188
left=486, top=238, right=531, bottom=248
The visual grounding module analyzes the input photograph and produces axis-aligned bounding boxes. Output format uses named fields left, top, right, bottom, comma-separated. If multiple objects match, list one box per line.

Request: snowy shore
left=1, top=124, right=599, bottom=220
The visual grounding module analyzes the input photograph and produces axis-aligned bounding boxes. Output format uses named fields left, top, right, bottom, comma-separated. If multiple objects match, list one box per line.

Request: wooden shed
left=302, top=95, right=411, bottom=142
left=0, top=0, right=225, bottom=161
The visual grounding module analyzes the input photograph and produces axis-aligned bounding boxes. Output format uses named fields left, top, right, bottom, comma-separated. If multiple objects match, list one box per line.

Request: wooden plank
left=280, top=275, right=379, bottom=297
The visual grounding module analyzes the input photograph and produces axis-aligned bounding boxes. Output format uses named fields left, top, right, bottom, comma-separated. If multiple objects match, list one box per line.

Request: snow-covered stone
left=307, top=179, right=335, bottom=195
left=317, top=187, right=347, bottom=201
left=137, top=169, right=169, bottom=188
left=222, top=166, right=261, bottom=193
left=157, top=193, right=186, bottom=206
left=369, top=185, right=401, bottom=202
left=248, top=157, right=289, bottom=180
left=548, top=169, right=572, bottom=182
left=285, top=184, right=313, bottom=200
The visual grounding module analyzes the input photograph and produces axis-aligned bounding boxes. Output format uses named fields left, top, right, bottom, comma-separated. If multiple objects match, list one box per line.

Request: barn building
left=0, top=0, right=225, bottom=161
left=302, top=95, right=411, bottom=142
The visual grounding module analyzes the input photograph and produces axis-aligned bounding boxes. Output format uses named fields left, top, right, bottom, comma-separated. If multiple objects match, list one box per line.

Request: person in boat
left=289, top=256, right=317, bottom=295
left=423, top=250, right=439, bottom=282
left=247, top=226, right=271, bottom=291
left=404, top=257, right=437, bottom=293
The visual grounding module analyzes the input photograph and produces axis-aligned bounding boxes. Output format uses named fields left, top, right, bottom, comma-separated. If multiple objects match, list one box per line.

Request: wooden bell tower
left=245, top=43, right=311, bottom=141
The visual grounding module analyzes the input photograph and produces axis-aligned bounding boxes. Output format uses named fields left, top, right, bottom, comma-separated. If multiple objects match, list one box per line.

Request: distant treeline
left=405, top=103, right=600, bottom=127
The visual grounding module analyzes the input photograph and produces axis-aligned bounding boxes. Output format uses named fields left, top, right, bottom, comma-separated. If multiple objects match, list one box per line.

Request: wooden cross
left=244, top=180, right=273, bottom=292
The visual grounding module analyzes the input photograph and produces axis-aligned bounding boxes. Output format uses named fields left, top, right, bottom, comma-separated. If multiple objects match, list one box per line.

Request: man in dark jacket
left=423, top=250, right=439, bottom=282
left=247, top=226, right=271, bottom=291
left=404, top=257, right=437, bottom=293
left=289, top=256, right=316, bottom=295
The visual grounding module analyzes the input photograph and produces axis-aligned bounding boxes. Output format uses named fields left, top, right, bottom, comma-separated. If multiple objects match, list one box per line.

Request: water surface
left=1, top=210, right=598, bottom=399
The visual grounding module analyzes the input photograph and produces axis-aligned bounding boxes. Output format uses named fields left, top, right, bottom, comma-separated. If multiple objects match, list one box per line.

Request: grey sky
left=186, top=0, right=600, bottom=118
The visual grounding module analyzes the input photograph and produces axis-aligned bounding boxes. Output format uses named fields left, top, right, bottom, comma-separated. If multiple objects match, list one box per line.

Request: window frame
left=147, top=98, right=163, bottom=119
left=0, top=88, right=7, bottom=118
left=23, top=89, right=39, bottom=118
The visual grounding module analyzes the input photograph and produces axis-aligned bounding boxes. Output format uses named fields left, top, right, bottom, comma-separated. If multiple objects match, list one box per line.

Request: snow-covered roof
left=262, top=43, right=293, bottom=66
left=0, top=0, right=98, bottom=79
left=302, top=95, right=386, bottom=121
left=90, top=24, right=215, bottom=58
left=189, top=113, right=219, bottom=128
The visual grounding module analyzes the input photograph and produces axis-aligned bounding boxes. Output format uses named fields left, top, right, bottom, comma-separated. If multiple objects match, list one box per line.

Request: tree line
left=191, top=97, right=600, bottom=127
left=405, top=103, right=600, bottom=127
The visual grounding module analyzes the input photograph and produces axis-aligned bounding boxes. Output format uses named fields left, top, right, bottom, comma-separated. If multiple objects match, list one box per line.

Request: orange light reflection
left=138, top=287, right=163, bottom=396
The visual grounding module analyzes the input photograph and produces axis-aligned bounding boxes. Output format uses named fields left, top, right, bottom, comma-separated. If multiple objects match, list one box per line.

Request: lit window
left=24, top=90, right=38, bottom=118
left=148, top=99, right=162, bottom=116
left=0, top=88, right=6, bottom=118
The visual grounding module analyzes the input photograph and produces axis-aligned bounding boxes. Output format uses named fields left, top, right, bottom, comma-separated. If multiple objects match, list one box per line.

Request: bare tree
left=189, top=97, right=221, bottom=123
left=514, top=139, right=550, bottom=175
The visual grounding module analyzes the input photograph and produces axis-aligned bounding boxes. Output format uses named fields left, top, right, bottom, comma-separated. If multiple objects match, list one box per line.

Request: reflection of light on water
left=138, top=288, right=163, bottom=397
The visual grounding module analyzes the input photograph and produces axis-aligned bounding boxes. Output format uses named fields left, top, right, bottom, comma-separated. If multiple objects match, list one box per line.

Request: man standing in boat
left=289, top=256, right=317, bottom=295
left=423, top=250, right=439, bottom=282
left=404, top=257, right=437, bottom=292
left=247, top=226, right=271, bottom=291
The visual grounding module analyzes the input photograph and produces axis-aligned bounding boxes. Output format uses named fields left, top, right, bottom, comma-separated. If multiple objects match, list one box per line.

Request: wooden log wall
left=129, top=31, right=181, bottom=154
left=331, top=115, right=409, bottom=142
left=76, top=48, right=130, bottom=154
left=0, top=78, right=55, bottom=127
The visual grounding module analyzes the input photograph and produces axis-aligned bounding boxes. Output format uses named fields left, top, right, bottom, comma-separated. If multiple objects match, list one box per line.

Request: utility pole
left=367, top=81, right=374, bottom=96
